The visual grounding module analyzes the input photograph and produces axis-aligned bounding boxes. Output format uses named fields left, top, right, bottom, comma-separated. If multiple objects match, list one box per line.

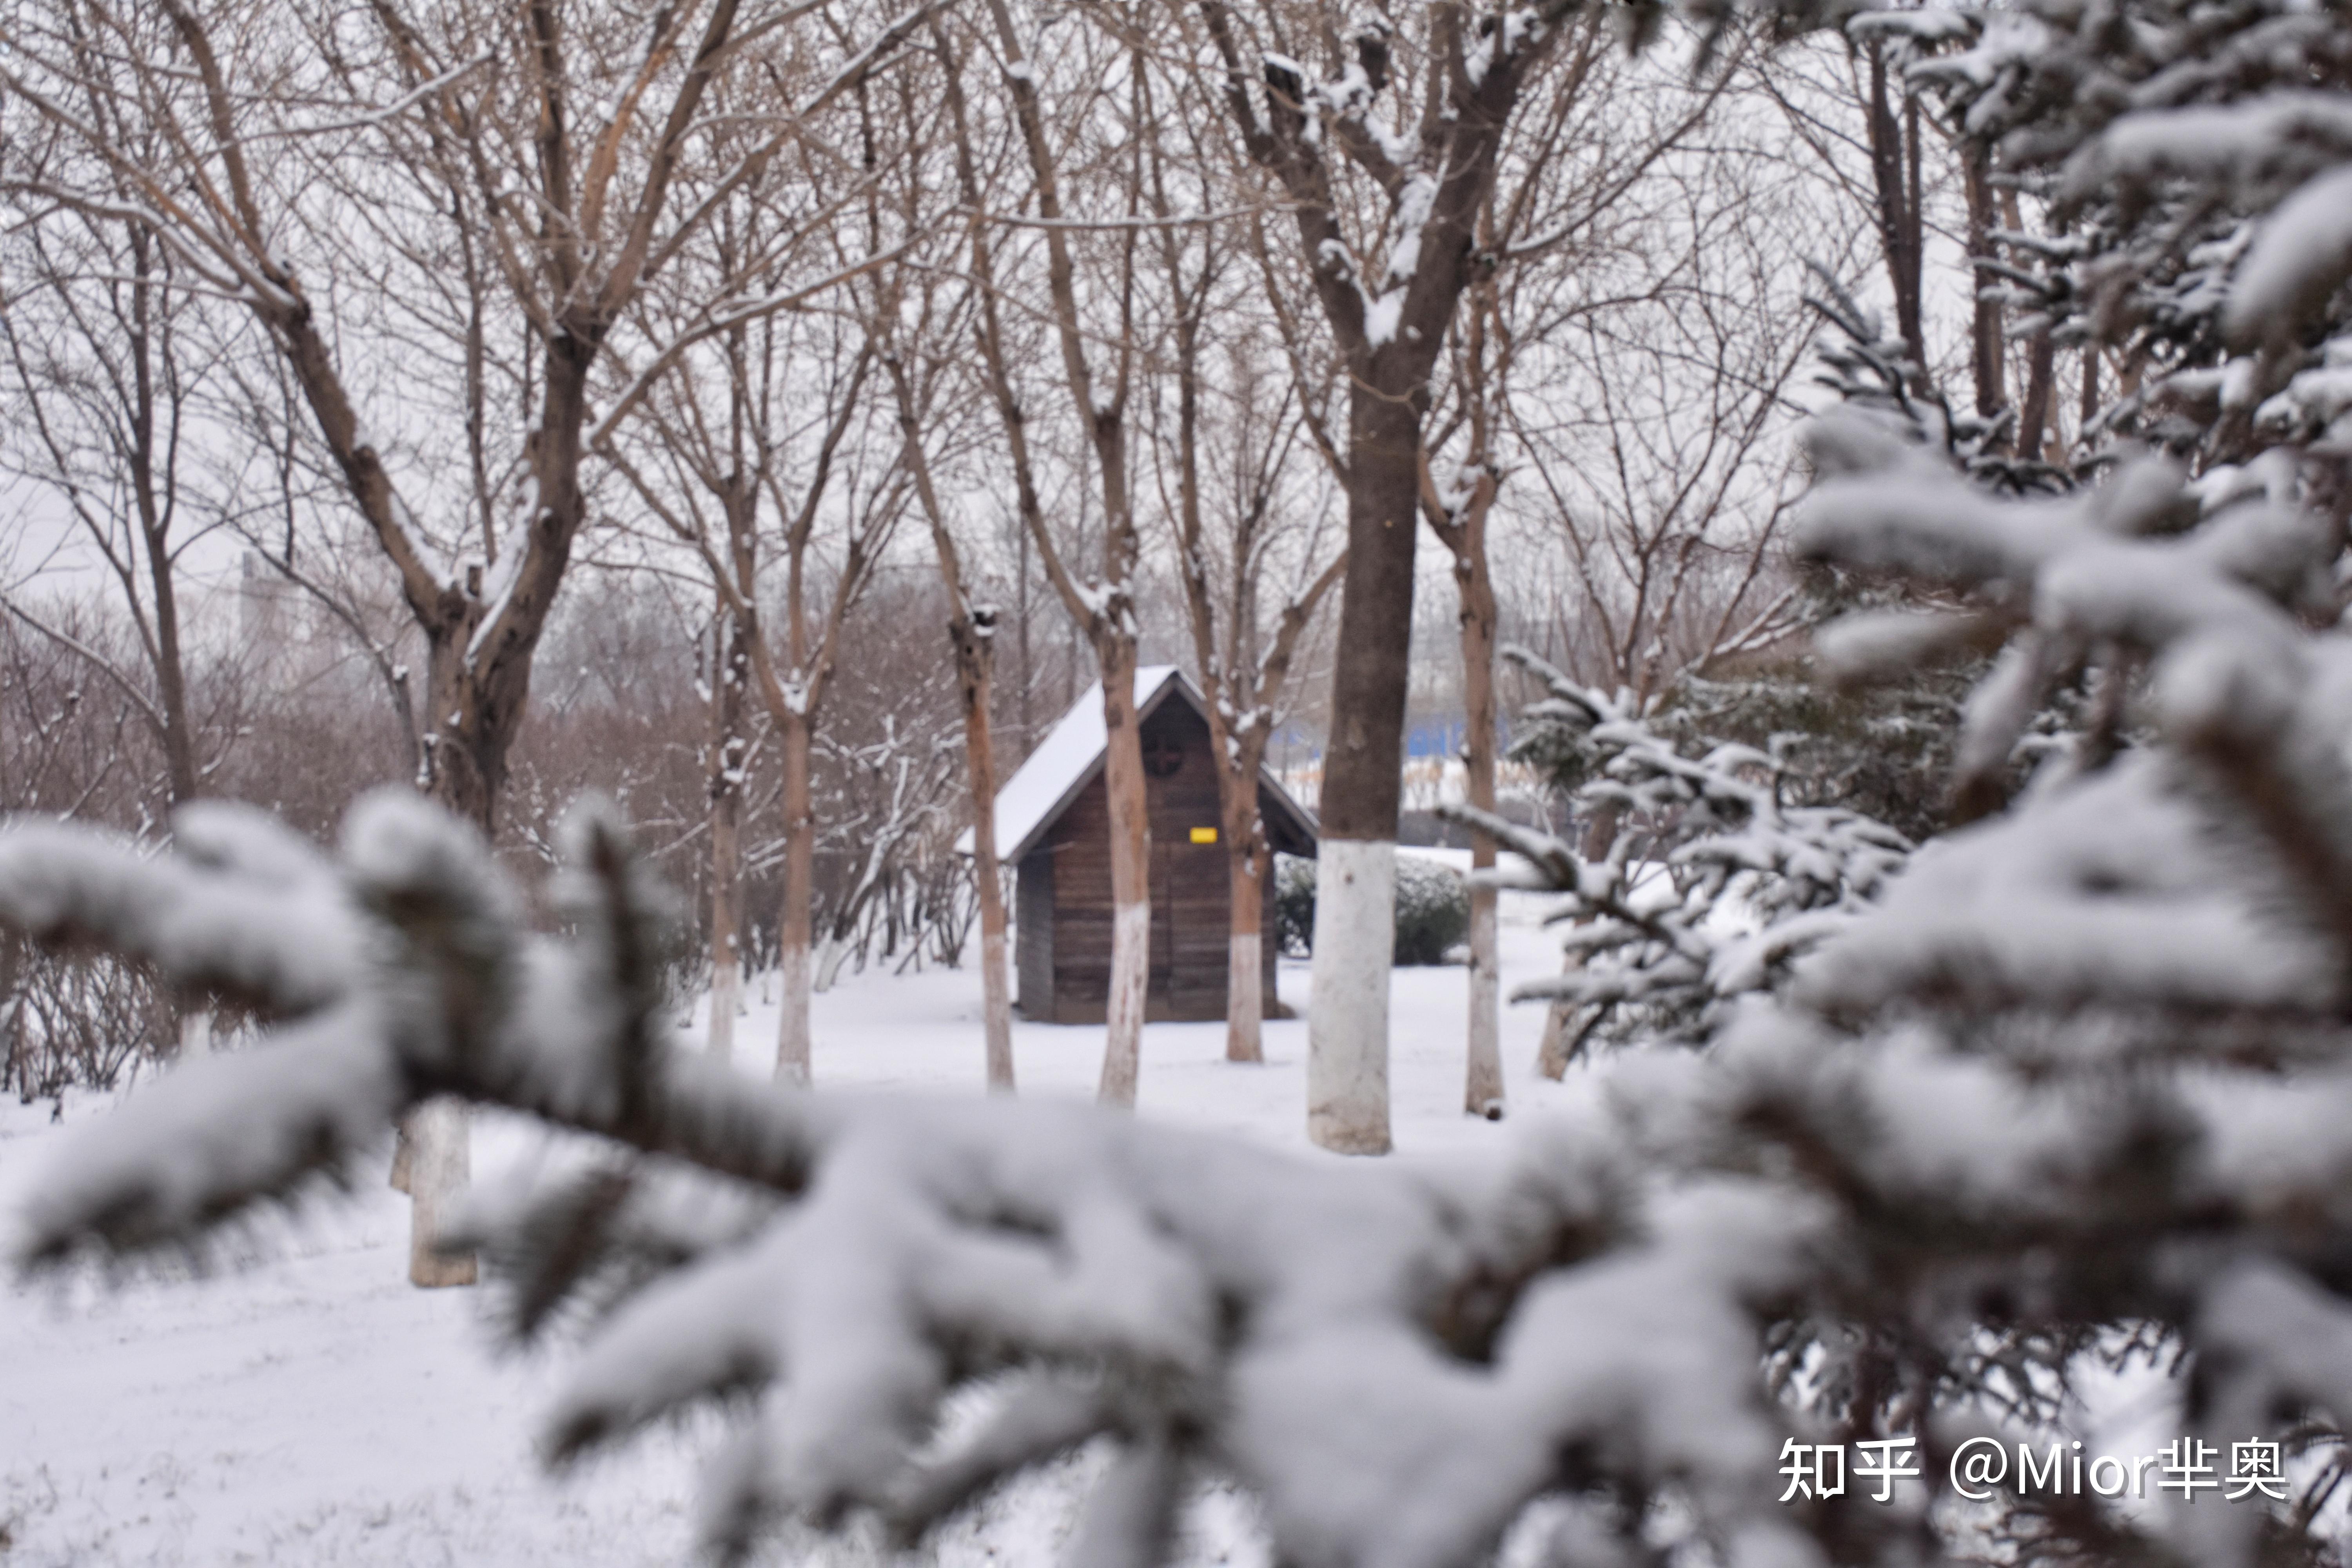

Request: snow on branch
left=0, top=788, right=1837, bottom=1568
left=18, top=749, right=2352, bottom=1562
left=1803, top=276, right=2069, bottom=498
left=1445, top=651, right=1909, bottom=1060
left=1793, top=752, right=2343, bottom=1024
left=0, top=800, right=364, bottom=1018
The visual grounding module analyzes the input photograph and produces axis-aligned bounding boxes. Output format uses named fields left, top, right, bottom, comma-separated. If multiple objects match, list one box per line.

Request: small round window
left=1142, top=730, right=1183, bottom=778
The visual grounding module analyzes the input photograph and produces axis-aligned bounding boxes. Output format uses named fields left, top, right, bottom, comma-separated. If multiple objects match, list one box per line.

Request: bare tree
left=896, top=380, right=1016, bottom=1089
left=941, top=9, right=1160, bottom=1105
left=1501, top=160, right=1835, bottom=704
left=1402, top=31, right=1740, bottom=1119
left=0, top=194, right=278, bottom=1065
left=877, top=275, right=1017, bottom=1085
left=0, top=0, right=922, bottom=1281
left=1144, top=198, right=1345, bottom=1067
left=849, top=48, right=1018, bottom=1089
left=1183, top=0, right=1748, bottom=1150
left=606, top=283, right=902, bottom=1086
left=1758, top=33, right=2023, bottom=441
left=0, top=212, right=223, bottom=814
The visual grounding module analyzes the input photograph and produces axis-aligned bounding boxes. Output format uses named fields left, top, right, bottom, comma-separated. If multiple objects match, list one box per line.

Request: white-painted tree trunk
left=1223, top=840, right=1267, bottom=1064
left=1465, top=888, right=1503, bottom=1117
left=406, top=1096, right=475, bottom=1288
left=177, top=1006, right=213, bottom=1060
left=775, top=942, right=813, bottom=1087
left=1227, top=930, right=1262, bottom=1064
left=1308, top=840, right=1395, bottom=1154
left=776, top=715, right=814, bottom=1085
left=1098, top=899, right=1152, bottom=1105
left=979, top=918, right=1015, bottom=1090
left=1095, top=659, right=1153, bottom=1108
left=707, top=946, right=739, bottom=1062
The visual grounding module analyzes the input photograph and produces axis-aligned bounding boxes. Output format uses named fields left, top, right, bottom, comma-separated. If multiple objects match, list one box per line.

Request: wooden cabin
left=962, top=668, right=1318, bottom=1024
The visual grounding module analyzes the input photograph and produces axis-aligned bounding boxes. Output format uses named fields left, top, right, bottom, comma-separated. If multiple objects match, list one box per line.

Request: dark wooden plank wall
left=1015, top=848, right=1054, bottom=1017
left=1040, top=774, right=1114, bottom=1018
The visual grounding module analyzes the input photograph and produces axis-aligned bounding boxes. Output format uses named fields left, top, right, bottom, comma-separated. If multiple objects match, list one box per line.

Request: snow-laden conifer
left=1449, top=653, right=1911, bottom=1062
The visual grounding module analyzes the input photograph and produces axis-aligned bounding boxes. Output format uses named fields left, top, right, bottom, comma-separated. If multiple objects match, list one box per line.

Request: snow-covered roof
left=955, top=668, right=1316, bottom=862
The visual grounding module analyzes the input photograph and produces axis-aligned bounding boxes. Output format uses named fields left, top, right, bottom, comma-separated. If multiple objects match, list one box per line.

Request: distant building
left=238, top=550, right=296, bottom=653
left=962, top=668, right=1318, bottom=1024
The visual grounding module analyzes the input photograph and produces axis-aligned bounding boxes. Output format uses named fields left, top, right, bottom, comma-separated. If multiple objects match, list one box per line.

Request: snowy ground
left=0, top=872, right=1587, bottom=1566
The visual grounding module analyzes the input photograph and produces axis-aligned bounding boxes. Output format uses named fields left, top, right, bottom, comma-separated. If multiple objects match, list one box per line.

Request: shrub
left=1272, top=853, right=1316, bottom=957
left=1392, top=856, right=1470, bottom=965
left=1270, top=852, right=1469, bottom=965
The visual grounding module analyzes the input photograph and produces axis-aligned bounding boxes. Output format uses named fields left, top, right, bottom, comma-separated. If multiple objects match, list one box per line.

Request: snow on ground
left=0, top=873, right=1585, bottom=1566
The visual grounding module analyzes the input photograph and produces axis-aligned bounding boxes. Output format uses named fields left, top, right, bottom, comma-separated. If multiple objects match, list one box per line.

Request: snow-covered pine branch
left=1804, top=275, right=2071, bottom=498
left=1444, top=650, right=1909, bottom=1062
left=1886, top=0, right=2352, bottom=475
left=20, top=739, right=2352, bottom=1565
left=1792, top=410, right=2352, bottom=1017
left=0, top=789, right=1842, bottom=1568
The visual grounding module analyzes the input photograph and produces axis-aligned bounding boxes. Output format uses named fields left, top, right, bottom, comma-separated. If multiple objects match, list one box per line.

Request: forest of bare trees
left=0, top=0, right=2107, bottom=1274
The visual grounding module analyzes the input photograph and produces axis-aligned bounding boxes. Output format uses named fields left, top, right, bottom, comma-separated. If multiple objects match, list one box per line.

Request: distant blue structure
left=1267, top=714, right=1514, bottom=772
left=1405, top=719, right=1466, bottom=760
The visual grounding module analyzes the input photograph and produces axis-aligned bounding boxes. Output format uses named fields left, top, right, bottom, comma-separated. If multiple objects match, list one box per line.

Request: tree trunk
left=401, top=670, right=477, bottom=1287
left=395, top=627, right=501, bottom=1288
left=776, top=711, right=815, bottom=1086
left=394, top=342, right=595, bottom=1289
left=139, top=483, right=198, bottom=808
left=1535, top=966, right=1577, bottom=1081
left=405, top=1096, right=473, bottom=1289
left=1225, top=829, right=1267, bottom=1065
left=952, top=616, right=1016, bottom=1091
left=120, top=230, right=198, bottom=809
left=707, top=601, right=748, bottom=1063
left=129, top=253, right=210, bottom=1054
left=416, top=628, right=502, bottom=833
left=1963, top=143, right=2004, bottom=422
left=1537, top=797, right=1623, bottom=1081
left=1310, top=841, right=1396, bottom=1148
left=1865, top=44, right=1926, bottom=372
left=1458, top=544, right=1504, bottom=1120
left=1308, top=394, right=1420, bottom=1156
left=708, top=793, right=741, bottom=1062
left=1096, top=645, right=1153, bottom=1107
left=2019, top=326, right=2057, bottom=464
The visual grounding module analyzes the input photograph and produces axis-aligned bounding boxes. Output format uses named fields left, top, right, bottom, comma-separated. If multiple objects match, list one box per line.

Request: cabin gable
left=1005, top=673, right=1311, bottom=1024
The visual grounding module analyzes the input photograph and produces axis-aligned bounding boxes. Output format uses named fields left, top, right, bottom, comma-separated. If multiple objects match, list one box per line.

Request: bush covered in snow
left=1393, top=857, right=1471, bottom=966
left=1272, top=853, right=1316, bottom=958
left=1269, top=853, right=1469, bottom=965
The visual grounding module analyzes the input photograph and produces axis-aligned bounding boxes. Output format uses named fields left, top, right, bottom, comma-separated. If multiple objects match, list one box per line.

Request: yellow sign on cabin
left=1189, top=827, right=1218, bottom=845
